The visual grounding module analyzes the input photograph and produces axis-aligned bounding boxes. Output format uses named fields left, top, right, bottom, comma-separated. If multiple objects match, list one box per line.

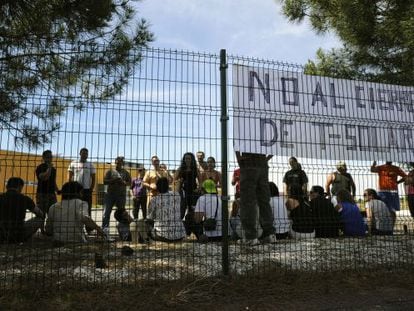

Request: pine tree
left=279, top=0, right=414, bottom=85
left=0, top=0, right=153, bottom=146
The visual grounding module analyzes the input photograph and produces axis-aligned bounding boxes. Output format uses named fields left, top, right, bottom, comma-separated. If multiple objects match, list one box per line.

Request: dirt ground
left=2, top=269, right=414, bottom=310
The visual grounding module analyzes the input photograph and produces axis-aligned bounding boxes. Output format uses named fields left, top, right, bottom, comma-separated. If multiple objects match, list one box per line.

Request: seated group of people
left=231, top=183, right=396, bottom=240
left=0, top=177, right=396, bottom=245
left=116, top=177, right=226, bottom=243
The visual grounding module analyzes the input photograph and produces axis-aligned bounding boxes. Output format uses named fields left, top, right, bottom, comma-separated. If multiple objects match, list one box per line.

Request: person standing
left=174, top=152, right=199, bottom=235
left=68, top=148, right=96, bottom=217
left=36, top=150, right=59, bottom=216
left=371, top=161, right=406, bottom=211
left=283, top=156, right=308, bottom=196
left=102, top=156, right=131, bottom=232
left=325, top=161, right=356, bottom=206
left=130, top=167, right=147, bottom=219
left=236, top=151, right=276, bottom=245
left=0, top=177, right=44, bottom=243
left=199, top=156, right=222, bottom=188
left=143, top=155, right=171, bottom=207
left=404, top=162, right=414, bottom=218
left=231, top=167, right=241, bottom=199
left=196, top=151, right=208, bottom=174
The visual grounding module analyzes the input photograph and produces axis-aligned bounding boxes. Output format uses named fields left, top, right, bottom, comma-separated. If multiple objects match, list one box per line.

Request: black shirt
left=290, top=200, right=314, bottom=233
left=311, top=197, right=341, bottom=238
left=283, top=169, right=308, bottom=189
left=0, top=190, right=36, bottom=242
left=36, top=163, right=57, bottom=194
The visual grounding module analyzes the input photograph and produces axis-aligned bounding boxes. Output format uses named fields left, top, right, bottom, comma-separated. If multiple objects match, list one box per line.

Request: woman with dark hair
left=175, top=152, right=199, bottom=216
left=45, top=181, right=104, bottom=243
left=310, top=185, right=341, bottom=238
left=364, top=188, right=395, bottom=235
left=199, top=156, right=222, bottom=188
left=269, top=182, right=290, bottom=239
left=174, top=152, right=200, bottom=234
left=336, top=189, right=366, bottom=237
left=286, top=184, right=314, bottom=239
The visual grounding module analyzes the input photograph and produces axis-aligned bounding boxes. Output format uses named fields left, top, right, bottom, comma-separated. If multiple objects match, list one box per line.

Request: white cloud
left=138, top=0, right=340, bottom=64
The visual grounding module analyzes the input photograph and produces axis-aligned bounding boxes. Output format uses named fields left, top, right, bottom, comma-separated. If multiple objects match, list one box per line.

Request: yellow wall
left=0, top=150, right=136, bottom=206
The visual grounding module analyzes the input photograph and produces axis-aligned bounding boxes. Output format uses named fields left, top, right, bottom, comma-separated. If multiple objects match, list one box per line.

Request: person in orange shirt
left=370, top=161, right=406, bottom=211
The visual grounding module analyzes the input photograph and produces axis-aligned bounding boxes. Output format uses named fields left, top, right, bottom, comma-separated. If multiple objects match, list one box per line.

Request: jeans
left=102, top=192, right=126, bottom=229
left=132, top=196, right=147, bottom=219
left=239, top=162, right=275, bottom=240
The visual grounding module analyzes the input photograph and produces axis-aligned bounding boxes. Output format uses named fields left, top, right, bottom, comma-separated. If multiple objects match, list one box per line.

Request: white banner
left=232, top=65, right=414, bottom=161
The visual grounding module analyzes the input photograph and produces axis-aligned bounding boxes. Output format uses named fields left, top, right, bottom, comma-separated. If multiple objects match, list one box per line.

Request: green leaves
left=0, top=0, right=154, bottom=147
left=279, top=0, right=414, bottom=86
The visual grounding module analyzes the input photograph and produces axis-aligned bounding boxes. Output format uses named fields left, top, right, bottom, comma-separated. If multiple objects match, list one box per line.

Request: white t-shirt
left=46, top=199, right=88, bottom=242
left=270, top=196, right=291, bottom=234
left=147, top=192, right=186, bottom=240
left=365, top=199, right=394, bottom=232
left=68, top=160, right=96, bottom=189
left=195, top=194, right=229, bottom=237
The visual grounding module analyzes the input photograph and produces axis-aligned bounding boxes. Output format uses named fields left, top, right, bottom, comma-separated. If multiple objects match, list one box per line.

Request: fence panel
left=1, top=46, right=414, bottom=289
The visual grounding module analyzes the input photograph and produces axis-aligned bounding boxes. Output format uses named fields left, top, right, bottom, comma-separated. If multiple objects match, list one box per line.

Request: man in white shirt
left=194, top=179, right=228, bottom=242
left=67, top=148, right=96, bottom=219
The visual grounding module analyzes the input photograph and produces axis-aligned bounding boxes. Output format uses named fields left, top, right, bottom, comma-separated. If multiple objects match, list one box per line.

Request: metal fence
left=1, top=47, right=414, bottom=289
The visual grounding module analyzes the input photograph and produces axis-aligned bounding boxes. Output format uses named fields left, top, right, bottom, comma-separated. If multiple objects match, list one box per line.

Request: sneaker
left=237, top=238, right=261, bottom=246
left=262, top=234, right=277, bottom=244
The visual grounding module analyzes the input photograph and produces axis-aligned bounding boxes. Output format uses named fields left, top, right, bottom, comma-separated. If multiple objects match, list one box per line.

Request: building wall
left=0, top=150, right=138, bottom=206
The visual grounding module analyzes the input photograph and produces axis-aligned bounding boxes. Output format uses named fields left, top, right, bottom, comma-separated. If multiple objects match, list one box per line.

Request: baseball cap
left=202, top=179, right=217, bottom=194
left=336, top=161, right=346, bottom=169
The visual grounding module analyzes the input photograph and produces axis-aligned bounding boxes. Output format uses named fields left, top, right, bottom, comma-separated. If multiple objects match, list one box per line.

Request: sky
left=137, top=0, right=340, bottom=64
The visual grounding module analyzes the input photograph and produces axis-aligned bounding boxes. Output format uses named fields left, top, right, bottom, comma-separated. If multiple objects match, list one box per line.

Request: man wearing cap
left=325, top=161, right=356, bottom=206
left=194, top=179, right=227, bottom=242
left=102, top=156, right=131, bottom=233
left=371, top=161, right=406, bottom=211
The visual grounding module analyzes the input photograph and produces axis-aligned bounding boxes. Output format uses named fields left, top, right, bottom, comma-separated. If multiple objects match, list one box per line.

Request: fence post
left=220, top=49, right=229, bottom=276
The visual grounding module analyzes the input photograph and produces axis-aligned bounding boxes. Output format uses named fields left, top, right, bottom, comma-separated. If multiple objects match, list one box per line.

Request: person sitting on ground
left=286, top=184, right=315, bottom=239
left=114, top=208, right=134, bottom=241
left=364, top=188, right=395, bottom=236
left=45, top=181, right=105, bottom=243
left=145, top=177, right=186, bottom=242
left=0, top=177, right=44, bottom=243
left=229, top=199, right=263, bottom=241
left=309, top=185, right=341, bottom=238
left=336, top=189, right=366, bottom=237
left=193, top=179, right=228, bottom=243
left=269, top=182, right=290, bottom=240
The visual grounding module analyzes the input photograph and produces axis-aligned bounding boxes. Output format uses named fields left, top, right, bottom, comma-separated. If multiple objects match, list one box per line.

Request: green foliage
left=279, top=0, right=414, bottom=85
left=0, top=0, right=153, bottom=147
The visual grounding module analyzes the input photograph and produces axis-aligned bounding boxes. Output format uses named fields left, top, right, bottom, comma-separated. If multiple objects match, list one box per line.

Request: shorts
left=378, top=191, right=400, bottom=211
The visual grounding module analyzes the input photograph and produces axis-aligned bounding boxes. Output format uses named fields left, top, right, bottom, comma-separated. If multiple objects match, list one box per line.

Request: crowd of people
left=1, top=148, right=414, bottom=246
